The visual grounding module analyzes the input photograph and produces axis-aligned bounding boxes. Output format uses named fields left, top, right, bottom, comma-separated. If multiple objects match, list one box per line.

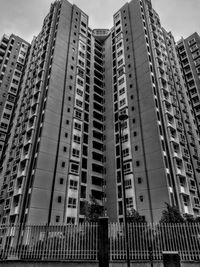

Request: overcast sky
left=0, top=0, right=199, bottom=43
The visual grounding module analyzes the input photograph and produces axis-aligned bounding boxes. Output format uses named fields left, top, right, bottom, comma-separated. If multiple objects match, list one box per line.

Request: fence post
left=98, top=217, right=109, bottom=267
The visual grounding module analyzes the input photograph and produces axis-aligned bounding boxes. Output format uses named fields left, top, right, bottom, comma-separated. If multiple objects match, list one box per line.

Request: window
left=79, top=51, right=85, bottom=58
left=67, top=217, right=75, bottom=223
left=70, top=180, right=78, bottom=190
left=118, top=67, right=124, bottom=77
left=80, top=42, right=86, bottom=50
left=136, top=160, right=140, bottom=167
left=68, top=197, right=76, bottom=208
left=56, top=216, right=60, bottom=223
left=20, top=50, right=26, bottom=56
left=126, top=197, right=133, bottom=208
left=70, top=163, right=79, bottom=174
left=81, top=171, right=87, bottom=183
left=72, top=148, right=80, bottom=158
left=61, top=162, right=65, bottom=167
left=63, top=146, right=67, bottom=152
left=121, top=134, right=128, bottom=143
left=116, top=41, right=122, bottom=49
left=12, top=79, right=19, bottom=85
left=117, top=50, right=123, bottom=57
left=7, top=95, right=15, bottom=103
left=78, top=68, right=84, bottom=78
left=186, top=163, right=193, bottom=173
left=76, top=99, right=82, bottom=107
left=74, top=122, right=81, bottom=131
left=10, top=87, right=17, bottom=94
left=188, top=38, right=196, bottom=46
left=120, top=98, right=126, bottom=107
left=125, top=179, right=132, bottom=189
left=138, top=177, right=142, bottom=184
left=78, top=60, right=85, bottom=67
left=81, top=27, right=86, bottom=34
left=74, top=135, right=81, bottom=144
left=139, top=195, right=144, bottom=202
left=118, top=59, right=123, bottom=66
left=58, top=196, right=62, bottom=203
left=77, top=88, right=83, bottom=96
left=3, top=113, right=10, bottom=120
left=119, top=87, right=125, bottom=95
left=14, top=71, right=21, bottom=77
left=60, top=178, right=64, bottom=184
left=75, top=110, right=82, bottom=119
left=0, top=123, right=8, bottom=130
left=122, top=148, right=129, bottom=157
left=18, top=57, right=24, bottom=63
left=124, top=162, right=131, bottom=174
left=77, top=78, right=84, bottom=87
left=118, top=77, right=124, bottom=85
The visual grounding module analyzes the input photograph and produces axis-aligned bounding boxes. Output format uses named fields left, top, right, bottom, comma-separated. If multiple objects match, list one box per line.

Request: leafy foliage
left=160, top=203, right=185, bottom=223
left=127, top=208, right=146, bottom=223
left=82, top=195, right=104, bottom=222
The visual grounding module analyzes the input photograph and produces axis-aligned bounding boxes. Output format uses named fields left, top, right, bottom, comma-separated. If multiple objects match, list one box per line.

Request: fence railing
left=109, top=223, right=200, bottom=261
left=0, top=222, right=200, bottom=261
left=0, top=223, right=98, bottom=260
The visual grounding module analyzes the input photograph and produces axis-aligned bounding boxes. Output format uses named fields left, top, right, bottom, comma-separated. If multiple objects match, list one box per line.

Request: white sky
left=0, top=0, right=199, bottom=43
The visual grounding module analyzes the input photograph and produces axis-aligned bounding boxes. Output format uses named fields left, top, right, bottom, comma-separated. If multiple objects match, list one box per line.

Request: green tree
left=82, top=195, right=104, bottom=222
left=183, top=213, right=195, bottom=223
left=127, top=208, right=146, bottom=223
left=160, top=203, right=184, bottom=223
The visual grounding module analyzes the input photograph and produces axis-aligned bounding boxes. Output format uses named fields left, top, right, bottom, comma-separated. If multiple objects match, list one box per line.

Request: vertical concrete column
left=98, top=217, right=109, bottom=267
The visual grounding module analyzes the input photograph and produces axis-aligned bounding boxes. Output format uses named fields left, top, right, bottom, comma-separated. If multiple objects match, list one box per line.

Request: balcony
left=176, top=168, right=185, bottom=177
left=166, top=117, right=175, bottom=129
left=17, top=168, right=26, bottom=178
left=173, top=150, right=181, bottom=159
left=180, top=186, right=189, bottom=195
left=0, top=48, right=5, bottom=56
left=164, top=104, right=173, bottom=116
left=10, top=205, right=20, bottom=215
left=14, top=187, right=22, bottom=196
left=21, top=152, right=29, bottom=162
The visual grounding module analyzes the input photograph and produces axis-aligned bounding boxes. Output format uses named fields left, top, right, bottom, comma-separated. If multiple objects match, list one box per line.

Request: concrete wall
left=127, top=0, right=170, bottom=222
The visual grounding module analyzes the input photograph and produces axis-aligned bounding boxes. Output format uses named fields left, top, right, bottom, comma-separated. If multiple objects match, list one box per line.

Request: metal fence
left=0, top=222, right=200, bottom=261
left=109, top=223, right=200, bottom=261
left=0, top=223, right=98, bottom=260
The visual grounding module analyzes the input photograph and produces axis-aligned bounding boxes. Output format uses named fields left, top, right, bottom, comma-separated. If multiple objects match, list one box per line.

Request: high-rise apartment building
left=105, top=1, right=200, bottom=222
left=0, top=35, right=29, bottom=161
left=177, top=33, right=200, bottom=131
left=0, top=0, right=200, bottom=225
